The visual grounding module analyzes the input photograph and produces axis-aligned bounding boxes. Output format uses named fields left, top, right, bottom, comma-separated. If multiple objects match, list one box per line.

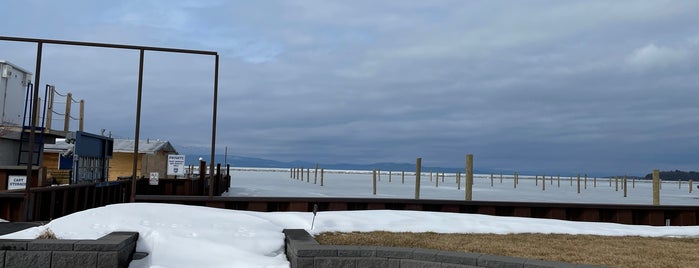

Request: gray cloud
left=2, top=1, right=699, bottom=175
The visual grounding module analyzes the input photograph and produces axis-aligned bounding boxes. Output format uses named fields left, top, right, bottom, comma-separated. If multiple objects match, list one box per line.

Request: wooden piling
left=306, top=168, right=310, bottom=182
left=373, top=169, right=377, bottom=195
left=314, top=163, right=318, bottom=184
left=584, top=174, right=587, bottom=189
left=401, top=171, right=405, bottom=184
left=456, top=172, right=461, bottom=189
left=415, top=158, right=421, bottom=199
left=490, top=173, right=494, bottom=187
left=542, top=175, right=546, bottom=191
left=466, top=154, right=473, bottom=201
left=442, top=172, right=445, bottom=183
left=535, top=175, right=538, bottom=186
left=652, top=169, right=660, bottom=205
left=321, top=169, right=324, bottom=186
left=435, top=171, right=439, bottom=188
left=690, top=180, right=693, bottom=193
left=577, top=174, right=581, bottom=194
left=623, top=176, right=628, bottom=198
left=594, top=177, right=597, bottom=188
left=389, top=171, right=392, bottom=182
left=557, top=175, right=560, bottom=188
left=514, top=172, right=518, bottom=189
left=500, top=173, right=503, bottom=184
left=615, top=176, right=619, bottom=192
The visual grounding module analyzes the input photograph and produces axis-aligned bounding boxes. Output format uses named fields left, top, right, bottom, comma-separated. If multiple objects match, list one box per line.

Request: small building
left=42, top=131, right=113, bottom=184
left=45, top=138, right=179, bottom=181
left=110, top=139, right=178, bottom=181
left=1, top=60, right=65, bottom=190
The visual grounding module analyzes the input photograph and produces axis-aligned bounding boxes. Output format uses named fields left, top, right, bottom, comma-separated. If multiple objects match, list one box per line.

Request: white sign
left=167, top=155, right=186, bottom=176
left=7, top=175, right=27, bottom=190
left=149, top=172, right=159, bottom=185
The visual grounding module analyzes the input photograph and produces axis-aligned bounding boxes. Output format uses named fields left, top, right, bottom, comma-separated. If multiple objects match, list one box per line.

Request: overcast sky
left=2, top=1, right=699, bottom=175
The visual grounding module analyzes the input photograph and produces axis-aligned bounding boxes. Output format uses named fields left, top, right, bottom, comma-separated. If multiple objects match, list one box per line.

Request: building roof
left=45, top=138, right=177, bottom=154
left=113, top=139, right=177, bottom=154
left=0, top=60, right=33, bottom=75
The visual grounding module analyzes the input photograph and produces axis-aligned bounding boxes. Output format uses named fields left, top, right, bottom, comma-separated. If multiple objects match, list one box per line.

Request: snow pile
left=3, top=203, right=699, bottom=267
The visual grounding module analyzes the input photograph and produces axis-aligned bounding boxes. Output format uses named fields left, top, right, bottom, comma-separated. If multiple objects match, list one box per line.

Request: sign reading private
left=167, top=154, right=186, bottom=176
left=7, top=175, right=27, bottom=190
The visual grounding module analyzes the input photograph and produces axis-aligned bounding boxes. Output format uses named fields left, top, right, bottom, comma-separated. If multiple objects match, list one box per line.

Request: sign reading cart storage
left=167, top=155, right=186, bottom=176
left=7, top=175, right=27, bottom=190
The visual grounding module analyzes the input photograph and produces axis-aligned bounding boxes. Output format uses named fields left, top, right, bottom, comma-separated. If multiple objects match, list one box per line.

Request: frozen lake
left=224, top=168, right=699, bottom=206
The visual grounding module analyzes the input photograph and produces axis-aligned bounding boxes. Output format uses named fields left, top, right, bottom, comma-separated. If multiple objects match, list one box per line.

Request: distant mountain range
left=184, top=154, right=481, bottom=173
left=183, top=154, right=645, bottom=178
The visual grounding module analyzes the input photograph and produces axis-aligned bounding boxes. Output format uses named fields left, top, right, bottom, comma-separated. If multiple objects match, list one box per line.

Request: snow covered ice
left=3, top=169, right=699, bottom=267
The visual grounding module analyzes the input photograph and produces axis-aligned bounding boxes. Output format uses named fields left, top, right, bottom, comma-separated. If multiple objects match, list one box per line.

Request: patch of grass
left=316, top=232, right=699, bottom=268
left=37, top=228, right=57, bottom=239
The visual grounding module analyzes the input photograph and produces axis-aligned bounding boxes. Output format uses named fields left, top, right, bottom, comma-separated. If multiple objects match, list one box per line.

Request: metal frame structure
left=0, top=36, right=220, bottom=219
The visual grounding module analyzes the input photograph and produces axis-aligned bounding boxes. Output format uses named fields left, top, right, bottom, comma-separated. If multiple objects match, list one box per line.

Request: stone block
left=400, top=259, right=442, bottom=268
left=336, top=245, right=376, bottom=257
left=296, top=256, right=315, bottom=268
left=412, top=248, right=441, bottom=262
left=28, top=239, right=77, bottom=251
left=117, top=241, right=137, bottom=266
left=75, top=232, right=138, bottom=252
left=478, top=254, right=526, bottom=268
left=375, top=246, right=414, bottom=258
left=357, top=257, right=389, bottom=268
left=0, top=240, right=28, bottom=251
left=4, top=250, right=51, bottom=268
left=437, top=250, right=481, bottom=266
left=388, top=258, right=401, bottom=268
left=74, top=240, right=125, bottom=251
left=295, top=244, right=337, bottom=257
left=441, top=263, right=482, bottom=268
left=283, top=229, right=319, bottom=246
left=52, top=251, right=98, bottom=268
left=315, top=257, right=356, bottom=268
left=97, top=251, right=119, bottom=268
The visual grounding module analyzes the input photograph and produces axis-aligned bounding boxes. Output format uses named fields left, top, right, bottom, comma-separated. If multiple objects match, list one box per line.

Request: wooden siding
left=109, top=152, right=143, bottom=181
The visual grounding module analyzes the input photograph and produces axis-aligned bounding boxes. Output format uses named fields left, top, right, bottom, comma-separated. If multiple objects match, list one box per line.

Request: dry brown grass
left=36, top=228, right=57, bottom=239
left=316, top=232, right=699, bottom=268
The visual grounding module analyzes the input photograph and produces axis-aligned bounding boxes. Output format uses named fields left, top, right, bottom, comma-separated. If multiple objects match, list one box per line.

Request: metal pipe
left=0, top=36, right=216, bottom=55
left=23, top=41, right=43, bottom=221
left=209, top=55, right=219, bottom=198
left=131, top=49, right=145, bottom=202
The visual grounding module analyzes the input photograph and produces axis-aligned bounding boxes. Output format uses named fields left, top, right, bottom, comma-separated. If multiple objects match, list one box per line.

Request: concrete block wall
left=0, top=231, right=138, bottom=268
left=283, top=229, right=606, bottom=268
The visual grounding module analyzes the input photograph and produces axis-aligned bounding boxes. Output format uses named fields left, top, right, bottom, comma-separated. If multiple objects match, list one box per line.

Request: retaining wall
left=283, top=229, right=605, bottom=268
left=0, top=232, right=138, bottom=268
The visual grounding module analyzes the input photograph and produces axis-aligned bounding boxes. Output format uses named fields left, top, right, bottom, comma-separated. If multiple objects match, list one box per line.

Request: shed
left=45, top=138, right=178, bottom=182
left=110, top=139, right=178, bottom=180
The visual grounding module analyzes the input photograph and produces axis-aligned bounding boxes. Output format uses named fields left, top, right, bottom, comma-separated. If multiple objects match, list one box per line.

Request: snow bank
left=3, top=203, right=699, bottom=267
